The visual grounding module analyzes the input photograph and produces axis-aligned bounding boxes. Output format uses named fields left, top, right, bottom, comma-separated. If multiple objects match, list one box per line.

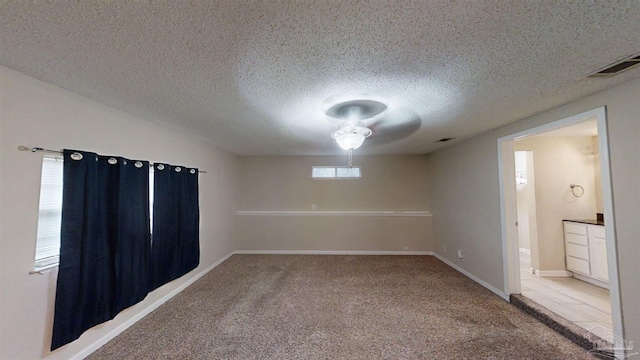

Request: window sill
left=30, top=262, right=59, bottom=274
left=31, top=257, right=60, bottom=274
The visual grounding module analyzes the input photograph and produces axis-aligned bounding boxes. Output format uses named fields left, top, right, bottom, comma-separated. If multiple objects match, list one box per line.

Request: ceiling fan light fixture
left=331, top=122, right=372, bottom=150
left=335, top=133, right=366, bottom=150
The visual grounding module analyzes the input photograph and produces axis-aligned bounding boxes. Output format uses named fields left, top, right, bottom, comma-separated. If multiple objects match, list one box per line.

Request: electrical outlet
left=402, top=246, right=409, bottom=251
left=457, top=250, right=463, bottom=260
left=311, top=203, right=317, bottom=210
left=442, top=244, right=447, bottom=253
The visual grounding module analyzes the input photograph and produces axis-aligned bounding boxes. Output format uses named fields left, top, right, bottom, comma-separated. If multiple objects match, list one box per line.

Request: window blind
left=312, top=166, right=361, bottom=179
left=35, top=156, right=63, bottom=268
left=34, top=156, right=156, bottom=271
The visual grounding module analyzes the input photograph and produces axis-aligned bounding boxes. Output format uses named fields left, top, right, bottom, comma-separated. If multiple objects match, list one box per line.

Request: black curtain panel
left=177, top=166, right=200, bottom=274
left=112, top=158, right=151, bottom=313
left=51, top=150, right=150, bottom=350
left=148, top=163, right=179, bottom=290
left=149, top=164, right=200, bottom=291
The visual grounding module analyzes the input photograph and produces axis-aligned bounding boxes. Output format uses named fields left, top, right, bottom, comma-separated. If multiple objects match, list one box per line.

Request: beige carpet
left=88, top=255, right=595, bottom=359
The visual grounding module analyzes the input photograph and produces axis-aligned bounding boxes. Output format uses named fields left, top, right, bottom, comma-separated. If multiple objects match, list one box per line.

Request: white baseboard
left=233, top=250, right=434, bottom=256
left=573, top=273, right=610, bottom=289
left=70, top=251, right=235, bottom=360
left=533, top=269, right=572, bottom=277
left=432, top=253, right=509, bottom=301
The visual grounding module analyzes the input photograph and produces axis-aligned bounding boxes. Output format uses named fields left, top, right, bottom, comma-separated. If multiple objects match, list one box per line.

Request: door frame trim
left=497, top=106, right=623, bottom=342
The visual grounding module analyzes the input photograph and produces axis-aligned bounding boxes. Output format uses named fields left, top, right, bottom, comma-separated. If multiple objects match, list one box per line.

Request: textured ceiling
left=1, top=1, right=639, bottom=155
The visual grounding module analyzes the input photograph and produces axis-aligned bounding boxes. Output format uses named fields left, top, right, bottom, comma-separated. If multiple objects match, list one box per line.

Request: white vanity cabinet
left=563, top=222, right=590, bottom=275
left=563, top=221, right=609, bottom=287
left=588, top=226, right=609, bottom=282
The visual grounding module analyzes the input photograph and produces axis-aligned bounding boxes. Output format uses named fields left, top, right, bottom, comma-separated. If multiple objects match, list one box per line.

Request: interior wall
left=426, top=77, right=640, bottom=347
left=0, top=66, right=240, bottom=360
left=516, top=151, right=540, bottom=271
left=238, top=155, right=429, bottom=211
left=515, top=151, right=532, bottom=251
left=592, top=136, right=604, bottom=213
left=236, top=155, right=433, bottom=252
left=514, top=136, right=598, bottom=271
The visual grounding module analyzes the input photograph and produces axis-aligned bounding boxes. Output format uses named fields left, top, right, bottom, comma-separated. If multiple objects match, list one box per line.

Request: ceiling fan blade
left=365, top=108, right=422, bottom=146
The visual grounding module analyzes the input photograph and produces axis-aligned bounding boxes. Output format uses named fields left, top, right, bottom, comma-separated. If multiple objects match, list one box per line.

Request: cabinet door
left=589, top=237, right=609, bottom=282
left=567, top=256, right=590, bottom=275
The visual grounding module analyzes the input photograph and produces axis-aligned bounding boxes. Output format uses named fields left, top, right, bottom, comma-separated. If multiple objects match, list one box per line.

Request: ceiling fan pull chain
left=348, top=150, right=353, bottom=168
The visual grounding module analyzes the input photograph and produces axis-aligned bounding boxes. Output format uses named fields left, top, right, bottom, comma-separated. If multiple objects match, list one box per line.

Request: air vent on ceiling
left=587, top=53, right=640, bottom=78
left=437, top=137, right=455, bottom=142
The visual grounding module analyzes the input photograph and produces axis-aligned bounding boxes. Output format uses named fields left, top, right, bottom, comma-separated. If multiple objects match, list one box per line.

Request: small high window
left=312, top=166, right=361, bottom=179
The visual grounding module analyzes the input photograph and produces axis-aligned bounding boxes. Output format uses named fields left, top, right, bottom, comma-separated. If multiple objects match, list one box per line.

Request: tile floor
left=519, top=252, right=613, bottom=339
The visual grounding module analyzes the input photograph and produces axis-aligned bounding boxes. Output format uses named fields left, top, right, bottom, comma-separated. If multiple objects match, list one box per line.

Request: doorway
left=513, top=122, right=614, bottom=338
left=514, top=150, right=536, bottom=268
left=498, top=107, right=623, bottom=342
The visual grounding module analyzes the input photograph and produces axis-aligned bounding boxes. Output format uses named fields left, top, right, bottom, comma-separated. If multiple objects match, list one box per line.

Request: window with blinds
left=34, top=156, right=63, bottom=270
left=33, top=156, right=156, bottom=271
left=311, top=166, right=361, bottom=179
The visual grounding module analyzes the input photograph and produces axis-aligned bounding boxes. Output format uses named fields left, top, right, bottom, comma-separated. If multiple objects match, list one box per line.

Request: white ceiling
left=1, top=1, right=639, bottom=155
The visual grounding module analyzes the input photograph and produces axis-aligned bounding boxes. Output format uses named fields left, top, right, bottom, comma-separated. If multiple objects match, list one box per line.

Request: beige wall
left=426, top=78, right=640, bottom=348
left=238, top=156, right=429, bottom=211
left=236, top=156, right=433, bottom=252
left=592, top=136, right=604, bottom=214
left=515, top=151, right=537, bottom=261
left=235, top=215, right=432, bottom=252
left=0, top=66, right=240, bottom=359
left=515, top=136, right=598, bottom=272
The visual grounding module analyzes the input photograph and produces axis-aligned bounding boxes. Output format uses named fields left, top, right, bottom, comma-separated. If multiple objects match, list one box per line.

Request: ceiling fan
left=326, top=100, right=422, bottom=151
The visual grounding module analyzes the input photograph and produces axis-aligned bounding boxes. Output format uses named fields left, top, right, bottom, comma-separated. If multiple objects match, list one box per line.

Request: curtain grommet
left=157, top=164, right=164, bottom=170
left=70, top=152, right=83, bottom=161
left=108, top=158, right=117, bottom=165
left=175, top=167, right=182, bottom=172
left=135, top=161, right=143, bottom=168
left=190, top=169, right=196, bottom=174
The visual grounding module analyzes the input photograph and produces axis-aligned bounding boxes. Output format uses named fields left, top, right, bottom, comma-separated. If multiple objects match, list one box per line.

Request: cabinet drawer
left=567, top=256, right=590, bottom=275
left=566, top=243, right=589, bottom=260
left=564, top=222, right=587, bottom=235
left=589, top=225, right=605, bottom=239
left=565, top=233, right=588, bottom=246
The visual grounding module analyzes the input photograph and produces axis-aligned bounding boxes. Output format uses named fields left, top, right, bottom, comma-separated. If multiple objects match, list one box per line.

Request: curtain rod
left=18, top=146, right=207, bottom=173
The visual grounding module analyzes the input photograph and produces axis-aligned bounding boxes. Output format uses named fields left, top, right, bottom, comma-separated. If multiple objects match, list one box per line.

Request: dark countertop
left=563, top=219, right=604, bottom=226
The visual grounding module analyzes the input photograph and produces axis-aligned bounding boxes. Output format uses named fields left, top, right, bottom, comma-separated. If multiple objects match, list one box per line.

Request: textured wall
left=427, top=78, right=640, bottom=350
left=0, top=66, right=240, bottom=360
